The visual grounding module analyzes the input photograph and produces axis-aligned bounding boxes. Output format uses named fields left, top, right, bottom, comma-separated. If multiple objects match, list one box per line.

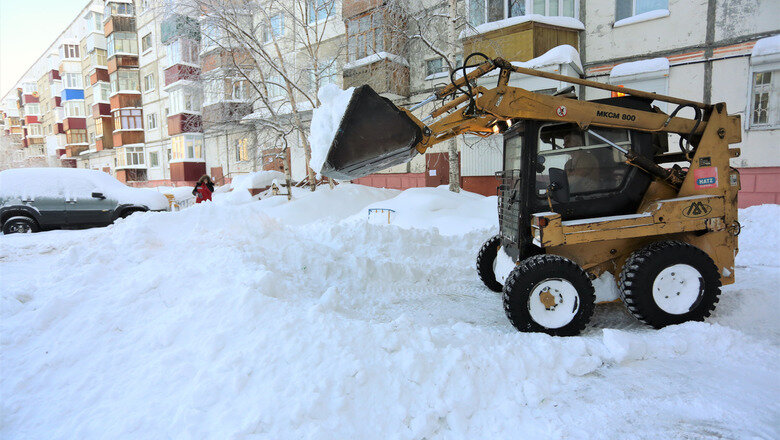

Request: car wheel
left=2, top=216, right=40, bottom=234
left=119, top=208, right=144, bottom=219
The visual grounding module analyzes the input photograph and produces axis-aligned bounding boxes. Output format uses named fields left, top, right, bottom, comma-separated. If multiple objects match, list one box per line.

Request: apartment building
left=1, top=0, right=776, bottom=205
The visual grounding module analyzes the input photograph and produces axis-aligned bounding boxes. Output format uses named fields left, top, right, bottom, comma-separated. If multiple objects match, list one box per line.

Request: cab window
left=536, top=124, right=632, bottom=197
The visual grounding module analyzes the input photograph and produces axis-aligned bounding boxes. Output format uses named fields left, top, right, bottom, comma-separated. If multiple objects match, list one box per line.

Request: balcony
left=164, top=64, right=200, bottom=87
left=24, top=115, right=39, bottom=124
left=63, top=117, right=87, bottom=131
left=201, top=49, right=251, bottom=73
left=113, top=130, right=144, bottom=147
left=55, top=123, right=65, bottom=134
left=109, top=93, right=142, bottom=109
left=91, top=68, right=110, bottom=85
left=167, top=113, right=202, bottom=136
left=104, top=15, right=135, bottom=34
left=461, top=19, right=579, bottom=62
left=107, top=56, right=138, bottom=74
left=54, top=96, right=62, bottom=107
left=160, top=14, right=200, bottom=45
left=22, top=94, right=39, bottom=104
left=201, top=102, right=252, bottom=126
left=48, top=70, right=61, bottom=81
left=92, top=102, right=112, bottom=118
left=61, top=89, right=85, bottom=101
left=66, top=144, right=89, bottom=157
left=342, top=55, right=410, bottom=98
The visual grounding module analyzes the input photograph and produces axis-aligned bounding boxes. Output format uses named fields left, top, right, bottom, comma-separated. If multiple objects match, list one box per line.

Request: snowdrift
left=1, top=186, right=778, bottom=439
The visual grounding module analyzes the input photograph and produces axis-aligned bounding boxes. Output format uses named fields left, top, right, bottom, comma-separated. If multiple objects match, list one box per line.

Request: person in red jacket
left=192, top=175, right=215, bottom=203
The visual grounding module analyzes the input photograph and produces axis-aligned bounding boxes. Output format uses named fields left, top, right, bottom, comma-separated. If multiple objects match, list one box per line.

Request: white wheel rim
left=527, top=279, right=580, bottom=329
left=652, top=264, right=703, bottom=315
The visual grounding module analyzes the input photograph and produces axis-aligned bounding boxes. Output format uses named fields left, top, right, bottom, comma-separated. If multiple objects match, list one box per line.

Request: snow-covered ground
left=1, top=185, right=778, bottom=439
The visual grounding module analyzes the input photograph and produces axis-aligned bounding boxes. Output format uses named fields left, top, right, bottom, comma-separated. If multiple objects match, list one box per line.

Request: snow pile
left=460, top=14, right=584, bottom=39
left=751, top=34, right=780, bottom=58
left=1, top=187, right=778, bottom=438
left=344, top=52, right=410, bottom=70
left=610, top=57, right=670, bottom=78
left=353, top=186, right=497, bottom=235
left=613, top=9, right=670, bottom=28
left=511, top=44, right=583, bottom=75
left=734, top=203, right=780, bottom=268
left=308, top=84, right=355, bottom=174
left=0, top=168, right=169, bottom=210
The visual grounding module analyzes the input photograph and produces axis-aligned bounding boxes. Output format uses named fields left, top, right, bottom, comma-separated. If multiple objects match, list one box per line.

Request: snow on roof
left=344, top=52, right=410, bottom=70
left=480, top=45, right=583, bottom=77
left=610, top=57, right=669, bottom=79
left=308, top=84, right=355, bottom=174
left=459, top=14, right=584, bottom=39
left=751, top=34, right=780, bottom=58
left=613, top=9, right=670, bottom=28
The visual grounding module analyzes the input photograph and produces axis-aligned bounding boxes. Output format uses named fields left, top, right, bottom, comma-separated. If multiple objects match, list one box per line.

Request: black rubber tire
left=476, top=235, right=503, bottom=292
left=2, top=216, right=39, bottom=234
left=618, top=240, right=721, bottom=329
left=120, top=209, right=144, bottom=219
left=502, top=254, right=595, bottom=336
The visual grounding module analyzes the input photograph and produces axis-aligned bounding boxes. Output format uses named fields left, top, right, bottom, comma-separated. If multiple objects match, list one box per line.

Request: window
left=117, top=146, right=145, bottom=167
left=88, top=12, right=103, bottom=32
left=66, top=129, right=88, bottom=144
left=751, top=70, right=778, bottom=127
left=426, top=58, right=444, bottom=76
left=267, top=75, right=285, bottom=99
left=308, top=0, right=334, bottom=24
left=91, top=49, right=108, bottom=67
left=113, top=109, right=143, bottom=130
left=22, top=83, right=36, bottom=94
left=231, top=80, right=247, bottom=100
left=166, top=39, right=199, bottom=66
left=147, top=112, right=158, bottom=129
left=110, top=70, right=140, bottom=93
left=170, top=134, right=204, bottom=160
left=60, top=44, right=80, bottom=59
left=64, top=73, right=83, bottom=89
left=616, top=0, right=667, bottom=21
left=25, top=103, right=40, bottom=115
left=149, top=151, right=159, bottom=167
left=139, top=0, right=150, bottom=13
left=263, top=14, right=285, bottom=42
left=28, top=124, right=42, bottom=136
left=64, top=101, right=84, bottom=117
left=107, top=32, right=138, bottom=57
left=169, top=88, right=201, bottom=114
left=469, top=0, right=576, bottom=26
left=308, top=62, right=340, bottom=91
left=104, top=2, right=134, bottom=17
left=95, top=119, right=104, bottom=137
left=143, top=73, right=155, bottom=92
left=94, top=83, right=111, bottom=102
left=141, top=33, right=153, bottom=53
left=346, top=11, right=385, bottom=62
left=535, top=124, right=632, bottom=196
left=236, top=138, right=249, bottom=162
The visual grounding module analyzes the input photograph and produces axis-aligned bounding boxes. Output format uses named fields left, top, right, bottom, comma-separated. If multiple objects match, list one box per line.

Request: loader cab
left=499, top=97, right=655, bottom=255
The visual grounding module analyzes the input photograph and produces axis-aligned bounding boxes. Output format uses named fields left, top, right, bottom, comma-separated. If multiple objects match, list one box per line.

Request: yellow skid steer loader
left=320, top=53, right=741, bottom=336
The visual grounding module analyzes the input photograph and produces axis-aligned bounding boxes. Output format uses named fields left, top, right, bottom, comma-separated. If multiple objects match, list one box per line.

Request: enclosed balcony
left=161, top=14, right=200, bottom=45
left=461, top=17, right=581, bottom=61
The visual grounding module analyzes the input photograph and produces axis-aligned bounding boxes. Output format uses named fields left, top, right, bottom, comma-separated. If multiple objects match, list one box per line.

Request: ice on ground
left=308, top=83, right=355, bottom=174
left=610, top=57, right=670, bottom=78
left=1, top=186, right=778, bottom=439
left=0, top=167, right=169, bottom=210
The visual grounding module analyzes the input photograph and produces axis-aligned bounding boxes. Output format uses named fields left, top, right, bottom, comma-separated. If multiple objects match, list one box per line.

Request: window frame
left=141, top=33, right=153, bottom=53
left=113, top=108, right=143, bottom=131
left=747, top=64, right=780, bottom=130
left=143, top=73, right=155, bottom=92
left=468, top=0, right=579, bottom=27
left=146, top=112, right=158, bottom=129
left=615, top=0, right=668, bottom=22
left=307, top=0, right=335, bottom=25
left=263, top=13, right=285, bottom=43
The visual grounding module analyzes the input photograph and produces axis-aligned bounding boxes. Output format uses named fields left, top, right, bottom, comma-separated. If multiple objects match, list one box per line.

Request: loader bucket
left=320, top=85, right=423, bottom=180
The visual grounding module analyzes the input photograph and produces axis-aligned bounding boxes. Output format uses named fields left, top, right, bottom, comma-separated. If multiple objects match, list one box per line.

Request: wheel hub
left=527, top=279, right=580, bottom=329
left=652, top=264, right=703, bottom=315
left=539, top=287, right=558, bottom=310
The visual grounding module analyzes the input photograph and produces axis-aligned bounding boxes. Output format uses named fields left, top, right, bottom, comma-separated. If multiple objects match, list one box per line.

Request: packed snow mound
left=751, top=34, right=780, bottom=58
left=0, top=167, right=169, bottom=211
left=217, top=170, right=288, bottom=204
left=511, top=45, right=583, bottom=75
left=610, top=57, right=670, bottom=78
left=1, top=189, right=778, bottom=438
left=308, top=83, right=355, bottom=174
left=734, top=203, right=780, bottom=267
left=353, top=186, right=497, bottom=235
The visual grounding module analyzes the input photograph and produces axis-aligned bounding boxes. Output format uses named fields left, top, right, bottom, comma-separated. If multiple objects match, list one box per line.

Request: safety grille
left=497, top=169, right=521, bottom=243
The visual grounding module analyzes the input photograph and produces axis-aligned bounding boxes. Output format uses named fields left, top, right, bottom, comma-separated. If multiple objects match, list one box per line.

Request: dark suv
left=0, top=168, right=169, bottom=234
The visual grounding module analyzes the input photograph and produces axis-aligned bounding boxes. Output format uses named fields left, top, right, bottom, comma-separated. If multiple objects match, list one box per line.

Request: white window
left=231, top=80, right=248, bottom=100
left=60, top=44, right=80, bottom=59
left=120, top=146, right=145, bottom=166
left=171, top=134, right=204, bottom=160
left=616, top=0, right=667, bottom=21
left=236, top=138, right=249, bottom=162
left=147, top=112, right=158, bottom=129
left=22, top=83, right=36, bottom=94
left=65, top=101, right=84, bottom=117
left=750, top=70, right=779, bottom=128
left=25, top=103, right=40, bottom=115
left=169, top=88, right=201, bottom=114
left=149, top=151, right=159, bottom=167
left=94, top=83, right=111, bottom=102
left=110, top=70, right=140, bottom=93
left=267, top=75, right=285, bottom=99
left=308, top=0, right=334, bottom=24
left=64, top=73, right=83, bottom=89
left=104, top=2, right=134, bottom=17
left=426, top=58, right=444, bottom=76
left=166, top=39, right=199, bottom=66
left=469, top=0, right=577, bottom=26
left=263, top=14, right=284, bottom=42
left=143, top=73, right=155, bottom=92
left=28, top=124, right=42, bottom=136
left=141, top=33, right=153, bottom=53
left=107, top=32, right=138, bottom=57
